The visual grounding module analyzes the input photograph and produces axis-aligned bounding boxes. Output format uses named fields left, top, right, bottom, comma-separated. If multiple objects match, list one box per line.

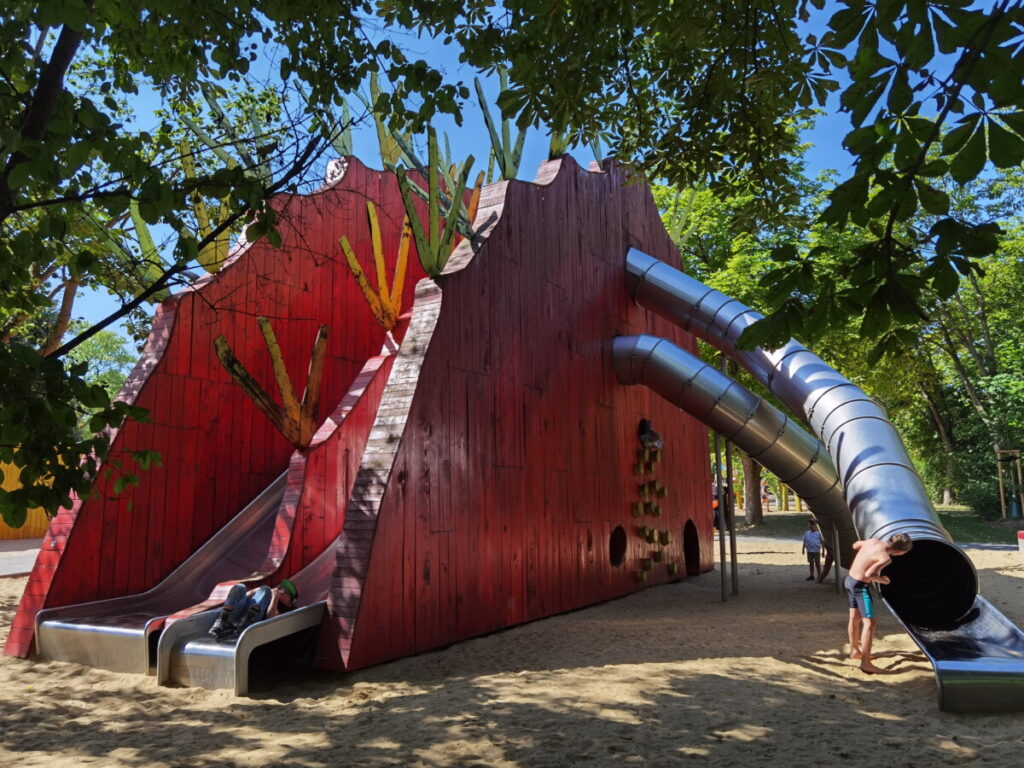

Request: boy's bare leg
left=859, top=618, right=885, bottom=673
left=848, top=609, right=862, bottom=659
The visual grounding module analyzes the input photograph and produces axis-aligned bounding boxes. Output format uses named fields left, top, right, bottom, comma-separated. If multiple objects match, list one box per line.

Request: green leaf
left=841, top=74, right=889, bottom=127
left=914, top=179, right=950, bottom=216
left=887, top=68, right=913, bottom=114
left=948, top=129, right=986, bottom=184
left=903, top=24, right=935, bottom=69
left=941, top=122, right=976, bottom=156
left=770, top=244, right=798, bottom=262
left=1000, top=112, right=1024, bottom=137
left=986, top=120, right=1024, bottom=169
left=916, top=158, right=948, bottom=177
left=927, top=257, right=959, bottom=298
left=894, top=131, right=919, bottom=170
left=958, top=222, right=1002, bottom=257
left=245, top=219, right=267, bottom=242
left=7, top=161, right=33, bottom=190
left=859, top=290, right=892, bottom=338
left=903, top=117, right=935, bottom=142
left=844, top=126, right=880, bottom=154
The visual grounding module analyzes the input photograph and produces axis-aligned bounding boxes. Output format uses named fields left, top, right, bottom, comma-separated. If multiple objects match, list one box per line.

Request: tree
left=4, top=0, right=1023, bottom=522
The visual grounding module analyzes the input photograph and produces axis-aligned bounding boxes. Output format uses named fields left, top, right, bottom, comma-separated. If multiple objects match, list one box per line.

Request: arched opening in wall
left=682, top=520, right=701, bottom=576
left=609, top=525, right=627, bottom=567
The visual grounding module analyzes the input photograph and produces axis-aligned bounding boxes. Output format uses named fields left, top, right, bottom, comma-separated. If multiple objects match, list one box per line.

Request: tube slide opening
left=881, top=540, right=977, bottom=630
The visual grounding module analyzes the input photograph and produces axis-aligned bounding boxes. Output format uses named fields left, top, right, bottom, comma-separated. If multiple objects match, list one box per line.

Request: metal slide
left=620, top=247, right=1024, bottom=711
left=157, top=536, right=336, bottom=695
left=35, top=472, right=287, bottom=675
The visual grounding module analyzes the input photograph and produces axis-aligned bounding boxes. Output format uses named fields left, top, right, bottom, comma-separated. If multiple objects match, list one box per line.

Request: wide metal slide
left=35, top=472, right=287, bottom=675
left=617, top=247, right=1024, bottom=712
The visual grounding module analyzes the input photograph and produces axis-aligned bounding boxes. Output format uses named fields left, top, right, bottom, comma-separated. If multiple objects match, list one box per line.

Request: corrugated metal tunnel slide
left=617, top=247, right=1024, bottom=712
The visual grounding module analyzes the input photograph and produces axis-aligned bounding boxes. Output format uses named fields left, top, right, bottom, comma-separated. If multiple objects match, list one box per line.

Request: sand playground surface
left=2, top=536, right=1023, bottom=767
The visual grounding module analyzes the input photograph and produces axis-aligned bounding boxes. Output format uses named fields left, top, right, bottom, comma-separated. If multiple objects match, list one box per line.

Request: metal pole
left=997, top=450, right=1007, bottom=519
left=1015, top=453, right=1023, bottom=517
left=725, top=440, right=739, bottom=595
left=833, top=527, right=842, bottom=594
left=713, top=433, right=727, bottom=602
left=721, top=353, right=739, bottom=596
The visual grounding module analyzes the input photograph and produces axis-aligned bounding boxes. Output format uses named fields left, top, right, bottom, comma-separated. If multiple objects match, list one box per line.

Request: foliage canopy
left=2, top=0, right=1024, bottom=521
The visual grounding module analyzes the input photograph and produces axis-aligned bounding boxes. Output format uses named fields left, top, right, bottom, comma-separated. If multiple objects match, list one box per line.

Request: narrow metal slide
left=618, top=247, right=1024, bottom=711
left=157, top=537, right=336, bottom=695
left=35, top=473, right=287, bottom=675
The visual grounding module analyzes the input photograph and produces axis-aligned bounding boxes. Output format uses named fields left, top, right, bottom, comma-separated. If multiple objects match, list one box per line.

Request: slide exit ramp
left=156, top=533, right=336, bottom=695
left=35, top=472, right=286, bottom=675
left=622, top=247, right=1024, bottom=711
left=890, top=595, right=1024, bottom=712
left=156, top=601, right=326, bottom=696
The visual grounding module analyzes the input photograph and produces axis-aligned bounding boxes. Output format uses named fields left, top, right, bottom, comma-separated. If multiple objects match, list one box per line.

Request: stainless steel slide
left=156, top=601, right=326, bottom=696
left=621, top=247, right=1024, bottom=711
left=888, top=595, right=1024, bottom=712
left=156, top=534, right=336, bottom=695
left=35, top=472, right=287, bottom=674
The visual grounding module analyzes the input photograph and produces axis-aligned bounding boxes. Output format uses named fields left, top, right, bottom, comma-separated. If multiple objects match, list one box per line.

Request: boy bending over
left=846, top=534, right=912, bottom=674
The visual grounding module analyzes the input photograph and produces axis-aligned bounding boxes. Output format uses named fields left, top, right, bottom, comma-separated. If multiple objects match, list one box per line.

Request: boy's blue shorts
left=845, top=576, right=874, bottom=619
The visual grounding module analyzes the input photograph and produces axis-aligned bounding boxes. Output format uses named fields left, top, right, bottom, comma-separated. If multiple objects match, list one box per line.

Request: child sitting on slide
left=208, top=579, right=298, bottom=642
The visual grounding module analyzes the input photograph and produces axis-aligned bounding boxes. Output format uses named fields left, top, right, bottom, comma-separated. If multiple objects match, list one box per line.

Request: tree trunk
left=918, top=383, right=958, bottom=506
left=40, top=277, right=78, bottom=356
left=0, top=21, right=87, bottom=224
left=741, top=455, right=763, bottom=525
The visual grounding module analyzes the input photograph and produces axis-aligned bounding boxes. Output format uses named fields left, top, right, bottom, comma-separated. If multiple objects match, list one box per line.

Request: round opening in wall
left=609, top=525, right=627, bottom=567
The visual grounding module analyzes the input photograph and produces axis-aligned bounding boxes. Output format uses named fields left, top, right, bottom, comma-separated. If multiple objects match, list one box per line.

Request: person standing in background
left=801, top=519, right=823, bottom=581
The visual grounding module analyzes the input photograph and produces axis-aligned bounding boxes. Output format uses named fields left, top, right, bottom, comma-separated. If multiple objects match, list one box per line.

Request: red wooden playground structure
left=4, top=157, right=714, bottom=689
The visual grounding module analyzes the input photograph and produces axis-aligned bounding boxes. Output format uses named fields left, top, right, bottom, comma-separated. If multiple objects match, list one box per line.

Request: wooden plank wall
left=272, top=337, right=402, bottom=584
left=5, top=159, right=425, bottom=658
left=334, top=157, right=713, bottom=672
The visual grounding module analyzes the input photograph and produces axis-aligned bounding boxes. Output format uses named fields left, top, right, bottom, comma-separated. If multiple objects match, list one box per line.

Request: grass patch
left=734, top=508, right=1024, bottom=545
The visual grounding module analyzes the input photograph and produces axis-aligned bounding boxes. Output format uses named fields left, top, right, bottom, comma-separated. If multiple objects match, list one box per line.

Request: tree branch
left=0, top=12, right=92, bottom=222
left=47, top=134, right=328, bottom=359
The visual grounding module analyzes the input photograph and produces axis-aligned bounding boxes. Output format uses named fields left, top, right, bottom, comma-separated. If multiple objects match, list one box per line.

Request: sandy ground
left=2, top=537, right=1023, bottom=768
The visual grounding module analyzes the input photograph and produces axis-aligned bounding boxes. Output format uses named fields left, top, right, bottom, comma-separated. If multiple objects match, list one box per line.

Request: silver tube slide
left=612, top=334, right=857, bottom=564
left=624, top=248, right=976, bottom=629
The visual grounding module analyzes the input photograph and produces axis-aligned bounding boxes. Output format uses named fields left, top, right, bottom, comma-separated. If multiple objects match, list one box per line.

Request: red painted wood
left=5, top=159, right=426, bottom=658
left=335, top=157, right=712, bottom=672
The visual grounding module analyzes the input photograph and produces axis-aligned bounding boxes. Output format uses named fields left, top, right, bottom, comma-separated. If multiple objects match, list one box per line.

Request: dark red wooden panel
left=336, top=157, right=712, bottom=672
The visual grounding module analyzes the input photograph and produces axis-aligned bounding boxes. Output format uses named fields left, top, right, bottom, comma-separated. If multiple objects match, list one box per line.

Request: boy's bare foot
left=850, top=650, right=863, bottom=660
left=860, top=661, right=886, bottom=674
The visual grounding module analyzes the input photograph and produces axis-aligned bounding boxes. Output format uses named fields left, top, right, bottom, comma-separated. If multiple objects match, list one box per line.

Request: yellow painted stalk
left=257, top=317, right=302, bottom=426
left=466, top=171, right=484, bottom=229
left=339, top=235, right=390, bottom=328
left=389, top=217, right=411, bottom=313
left=365, top=202, right=394, bottom=318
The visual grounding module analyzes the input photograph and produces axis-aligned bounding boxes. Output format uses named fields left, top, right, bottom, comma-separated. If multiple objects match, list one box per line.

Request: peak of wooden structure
left=322, top=153, right=713, bottom=671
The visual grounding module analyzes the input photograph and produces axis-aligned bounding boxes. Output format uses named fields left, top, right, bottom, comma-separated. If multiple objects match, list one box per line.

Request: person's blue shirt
left=802, top=529, right=822, bottom=553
